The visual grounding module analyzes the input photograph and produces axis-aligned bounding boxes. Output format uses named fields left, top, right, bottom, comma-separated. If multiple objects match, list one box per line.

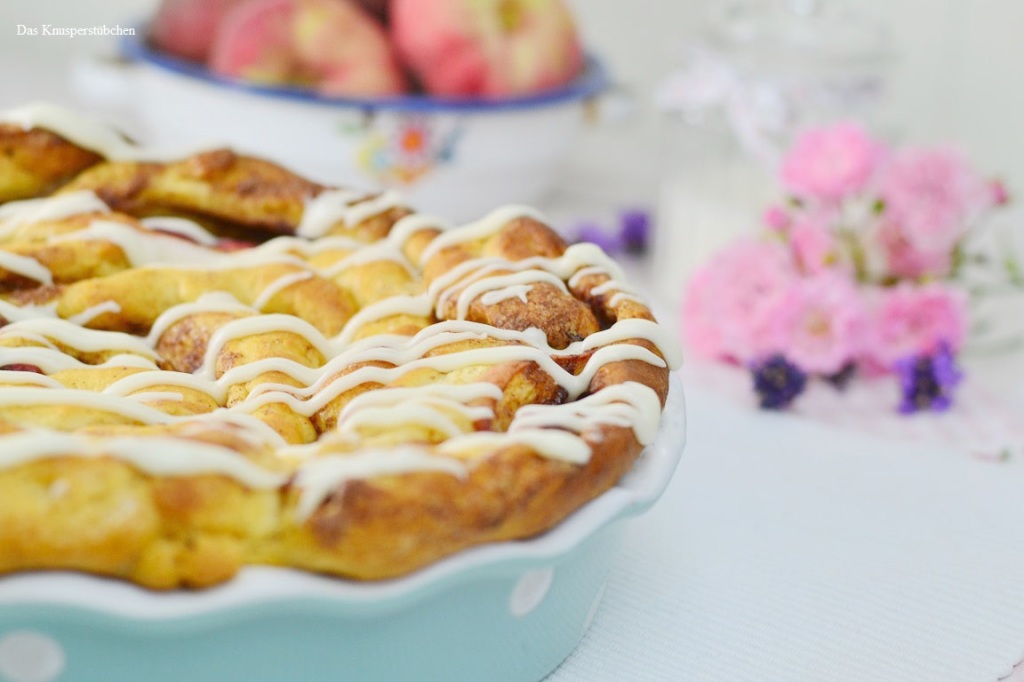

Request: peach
left=209, top=0, right=408, bottom=97
left=149, top=0, right=249, bottom=62
left=390, top=0, right=584, bottom=97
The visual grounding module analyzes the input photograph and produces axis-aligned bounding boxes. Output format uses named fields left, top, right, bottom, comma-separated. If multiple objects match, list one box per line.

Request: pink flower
left=991, top=179, right=1010, bottom=207
left=864, top=283, right=969, bottom=368
left=878, top=146, right=990, bottom=255
left=762, top=205, right=791, bottom=231
left=770, top=273, right=866, bottom=374
left=788, top=211, right=844, bottom=276
left=781, top=122, right=883, bottom=202
left=681, top=266, right=726, bottom=360
left=877, top=220, right=954, bottom=279
left=682, top=238, right=797, bottom=362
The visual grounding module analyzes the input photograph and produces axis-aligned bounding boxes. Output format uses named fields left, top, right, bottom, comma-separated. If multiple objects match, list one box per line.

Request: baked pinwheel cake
left=0, top=103, right=679, bottom=589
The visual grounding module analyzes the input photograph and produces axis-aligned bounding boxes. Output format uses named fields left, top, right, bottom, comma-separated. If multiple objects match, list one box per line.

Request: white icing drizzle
left=197, top=314, right=334, bottom=381
left=343, top=190, right=404, bottom=229
left=291, top=448, right=467, bottom=521
left=0, top=347, right=155, bottom=374
left=456, top=272, right=564, bottom=319
left=0, top=318, right=159, bottom=359
left=238, top=333, right=664, bottom=421
left=566, top=265, right=607, bottom=289
left=336, top=383, right=502, bottom=421
left=252, top=271, right=315, bottom=310
left=589, top=281, right=624, bottom=296
left=0, top=102, right=184, bottom=162
left=0, top=430, right=286, bottom=489
left=0, top=371, right=64, bottom=389
left=126, top=390, right=187, bottom=404
left=297, top=189, right=407, bottom=239
left=332, top=294, right=434, bottom=346
left=181, top=409, right=291, bottom=450
left=608, top=292, right=645, bottom=307
left=0, top=251, right=53, bottom=285
left=0, top=190, right=109, bottom=233
left=0, top=387, right=177, bottom=424
left=418, top=204, right=544, bottom=267
left=340, top=404, right=467, bottom=440
left=0, top=103, right=679, bottom=517
left=589, top=279, right=646, bottom=308
left=425, top=243, right=635, bottom=324
left=296, top=189, right=363, bottom=239
left=436, top=430, right=592, bottom=464
left=319, top=241, right=415, bottom=279
left=234, top=318, right=679, bottom=415
left=66, top=300, right=121, bottom=327
left=510, top=382, right=663, bottom=446
left=146, top=292, right=253, bottom=347
left=333, top=384, right=497, bottom=439
left=0, top=299, right=56, bottom=323
left=53, top=219, right=221, bottom=267
left=480, top=284, right=532, bottom=307
left=0, top=308, right=675, bottom=516
left=253, top=235, right=366, bottom=258
left=386, top=213, right=450, bottom=251
left=103, top=369, right=229, bottom=405
left=139, top=216, right=219, bottom=246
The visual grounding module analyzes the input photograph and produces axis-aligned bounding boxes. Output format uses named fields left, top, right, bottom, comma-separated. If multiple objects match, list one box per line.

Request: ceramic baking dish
left=0, top=375, right=684, bottom=682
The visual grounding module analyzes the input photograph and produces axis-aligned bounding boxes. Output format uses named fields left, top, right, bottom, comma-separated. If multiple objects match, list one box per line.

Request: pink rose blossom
left=770, top=273, right=866, bottom=374
left=681, top=266, right=726, bottom=360
left=682, top=238, right=796, bottom=362
left=877, top=220, right=954, bottom=279
left=990, top=179, right=1010, bottom=206
left=781, top=122, right=883, bottom=202
left=878, top=147, right=990, bottom=255
left=762, top=205, right=791, bottom=231
left=788, top=211, right=844, bottom=275
left=864, top=283, right=969, bottom=367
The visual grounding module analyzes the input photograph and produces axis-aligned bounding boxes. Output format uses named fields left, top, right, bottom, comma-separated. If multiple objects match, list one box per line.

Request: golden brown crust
left=0, top=126, right=103, bottom=202
left=0, top=128, right=673, bottom=589
left=58, top=150, right=322, bottom=237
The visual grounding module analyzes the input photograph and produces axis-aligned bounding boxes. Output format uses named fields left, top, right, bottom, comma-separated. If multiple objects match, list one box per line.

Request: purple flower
left=619, top=209, right=651, bottom=253
left=894, top=343, right=963, bottom=414
left=573, top=222, right=624, bottom=254
left=750, top=355, right=808, bottom=410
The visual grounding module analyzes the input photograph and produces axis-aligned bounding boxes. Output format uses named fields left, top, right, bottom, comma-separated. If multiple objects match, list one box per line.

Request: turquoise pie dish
left=0, top=376, right=684, bottom=682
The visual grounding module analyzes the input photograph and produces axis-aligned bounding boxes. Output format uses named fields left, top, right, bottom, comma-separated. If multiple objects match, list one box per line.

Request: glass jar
left=653, top=0, right=893, bottom=303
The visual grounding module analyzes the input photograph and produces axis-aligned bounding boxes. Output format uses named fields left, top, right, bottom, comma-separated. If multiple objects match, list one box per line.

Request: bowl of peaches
left=80, top=0, right=607, bottom=219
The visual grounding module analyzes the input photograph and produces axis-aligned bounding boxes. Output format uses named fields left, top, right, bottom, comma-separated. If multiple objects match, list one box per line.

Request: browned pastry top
left=0, top=107, right=678, bottom=589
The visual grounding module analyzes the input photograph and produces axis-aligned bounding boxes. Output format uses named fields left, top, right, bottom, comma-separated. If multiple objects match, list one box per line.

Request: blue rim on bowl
left=121, top=28, right=610, bottom=113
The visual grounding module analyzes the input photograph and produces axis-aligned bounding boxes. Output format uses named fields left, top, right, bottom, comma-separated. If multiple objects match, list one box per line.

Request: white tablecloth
left=550, top=371, right=1024, bottom=681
